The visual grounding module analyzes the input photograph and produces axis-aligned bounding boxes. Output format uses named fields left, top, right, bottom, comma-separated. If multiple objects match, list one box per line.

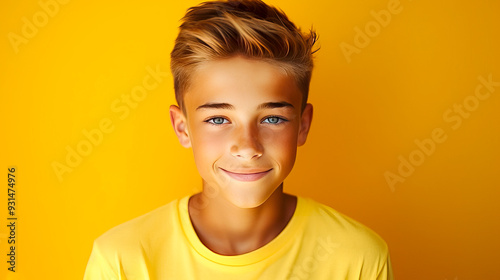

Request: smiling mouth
left=220, top=168, right=273, bottom=182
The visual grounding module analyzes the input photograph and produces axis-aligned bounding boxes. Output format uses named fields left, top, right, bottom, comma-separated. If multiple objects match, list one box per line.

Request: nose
left=230, top=124, right=263, bottom=160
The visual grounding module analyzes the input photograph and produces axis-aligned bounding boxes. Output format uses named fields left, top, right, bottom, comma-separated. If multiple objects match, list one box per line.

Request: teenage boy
left=84, top=0, right=393, bottom=279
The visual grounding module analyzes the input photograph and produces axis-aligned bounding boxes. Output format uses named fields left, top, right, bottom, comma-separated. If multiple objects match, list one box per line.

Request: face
left=170, top=56, right=313, bottom=209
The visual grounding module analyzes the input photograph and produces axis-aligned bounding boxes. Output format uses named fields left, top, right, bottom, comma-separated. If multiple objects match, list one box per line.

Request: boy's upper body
left=84, top=0, right=394, bottom=279
left=84, top=194, right=392, bottom=279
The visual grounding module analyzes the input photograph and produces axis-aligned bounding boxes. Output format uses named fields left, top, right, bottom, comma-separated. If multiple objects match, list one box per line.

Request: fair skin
left=170, top=56, right=313, bottom=256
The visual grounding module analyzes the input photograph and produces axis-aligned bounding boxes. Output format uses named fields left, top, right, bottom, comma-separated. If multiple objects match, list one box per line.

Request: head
left=170, top=0, right=318, bottom=112
left=169, top=0, right=318, bottom=208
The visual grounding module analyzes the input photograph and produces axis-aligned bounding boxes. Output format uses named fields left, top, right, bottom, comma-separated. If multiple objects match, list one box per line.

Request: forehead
left=184, top=56, right=302, bottom=108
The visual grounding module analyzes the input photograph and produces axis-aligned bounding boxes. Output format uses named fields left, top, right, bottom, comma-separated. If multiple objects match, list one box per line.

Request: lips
left=220, top=168, right=272, bottom=182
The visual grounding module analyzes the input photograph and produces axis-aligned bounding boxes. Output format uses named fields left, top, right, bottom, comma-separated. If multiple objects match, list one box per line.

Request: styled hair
left=170, top=0, right=318, bottom=111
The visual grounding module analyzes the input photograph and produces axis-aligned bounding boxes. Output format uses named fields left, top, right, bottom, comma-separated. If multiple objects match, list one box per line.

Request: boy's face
left=170, top=56, right=313, bottom=208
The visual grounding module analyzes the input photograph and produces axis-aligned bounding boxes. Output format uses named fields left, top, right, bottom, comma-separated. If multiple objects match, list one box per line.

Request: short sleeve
left=376, top=253, right=394, bottom=280
left=83, top=241, right=121, bottom=280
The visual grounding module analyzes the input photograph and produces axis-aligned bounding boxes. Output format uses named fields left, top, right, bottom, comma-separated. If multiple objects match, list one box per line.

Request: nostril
left=231, top=145, right=263, bottom=159
left=231, top=130, right=264, bottom=159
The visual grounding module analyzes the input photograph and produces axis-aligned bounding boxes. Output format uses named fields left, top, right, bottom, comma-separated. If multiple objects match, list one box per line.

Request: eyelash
left=205, top=117, right=229, bottom=125
left=262, top=116, right=288, bottom=125
left=204, top=116, right=288, bottom=126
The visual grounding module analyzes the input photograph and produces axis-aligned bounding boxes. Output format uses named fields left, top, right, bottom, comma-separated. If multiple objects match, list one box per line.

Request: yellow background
left=1, top=0, right=499, bottom=279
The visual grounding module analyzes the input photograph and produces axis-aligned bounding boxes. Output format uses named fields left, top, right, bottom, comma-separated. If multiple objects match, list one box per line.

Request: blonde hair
left=170, top=0, right=318, bottom=111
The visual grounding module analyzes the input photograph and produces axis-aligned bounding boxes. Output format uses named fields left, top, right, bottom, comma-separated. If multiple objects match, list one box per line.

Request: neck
left=188, top=183, right=296, bottom=256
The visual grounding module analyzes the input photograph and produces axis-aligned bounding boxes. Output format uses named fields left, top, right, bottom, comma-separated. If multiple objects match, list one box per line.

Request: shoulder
left=299, top=196, right=389, bottom=257
left=295, top=197, right=392, bottom=278
left=92, top=198, right=180, bottom=255
left=84, top=198, right=184, bottom=278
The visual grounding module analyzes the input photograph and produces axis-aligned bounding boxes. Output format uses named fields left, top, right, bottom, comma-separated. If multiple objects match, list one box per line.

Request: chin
left=233, top=198, right=266, bottom=209
left=223, top=183, right=279, bottom=209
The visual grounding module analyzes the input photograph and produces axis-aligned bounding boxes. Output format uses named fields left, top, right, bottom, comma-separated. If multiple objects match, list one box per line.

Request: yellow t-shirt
left=84, top=196, right=393, bottom=279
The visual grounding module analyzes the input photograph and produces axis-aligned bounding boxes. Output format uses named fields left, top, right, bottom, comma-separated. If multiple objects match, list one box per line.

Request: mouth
left=219, top=168, right=273, bottom=182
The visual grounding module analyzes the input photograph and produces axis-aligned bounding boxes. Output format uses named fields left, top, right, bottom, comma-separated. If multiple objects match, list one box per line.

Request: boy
left=84, top=0, right=393, bottom=279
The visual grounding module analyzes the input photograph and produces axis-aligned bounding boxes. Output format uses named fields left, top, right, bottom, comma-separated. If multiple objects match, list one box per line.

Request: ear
left=297, top=103, right=313, bottom=146
left=169, top=105, right=191, bottom=148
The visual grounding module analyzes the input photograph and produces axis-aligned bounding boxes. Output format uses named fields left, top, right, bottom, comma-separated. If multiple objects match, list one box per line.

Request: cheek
left=262, top=127, right=298, bottom=162
left=190, top=127, right=228, bottom=166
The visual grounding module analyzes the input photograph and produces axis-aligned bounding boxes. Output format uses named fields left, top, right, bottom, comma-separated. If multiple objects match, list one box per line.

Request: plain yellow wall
left=1, top=0, right=499, bottom=279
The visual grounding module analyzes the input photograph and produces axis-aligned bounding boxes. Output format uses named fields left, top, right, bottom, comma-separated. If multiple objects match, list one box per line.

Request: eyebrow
left=196, top=103, right=234, bottom=110
left=258, top=101, right=294, bottom=110
left=196, top=101, right=294, bottom=111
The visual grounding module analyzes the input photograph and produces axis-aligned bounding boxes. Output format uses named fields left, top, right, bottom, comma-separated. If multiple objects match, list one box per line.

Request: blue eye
left=263, top=116, right=286, bottom=124
left=206, top=117, right=229, bottom=125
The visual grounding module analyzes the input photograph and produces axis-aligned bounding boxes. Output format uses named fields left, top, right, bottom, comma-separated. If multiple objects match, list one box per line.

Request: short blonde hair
left=170, top=0, right=318, bottom=111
